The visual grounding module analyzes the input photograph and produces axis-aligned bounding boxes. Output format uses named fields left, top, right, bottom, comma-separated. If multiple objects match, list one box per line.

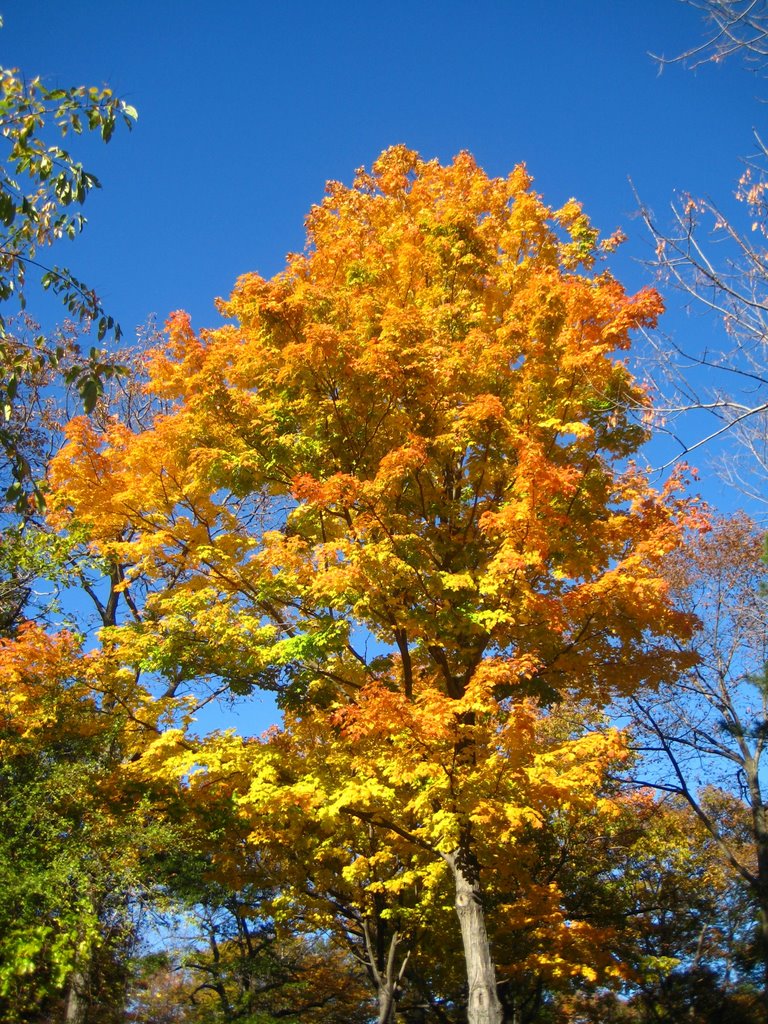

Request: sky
left=3, top=1, right=761, bottom=342
left=3, top=1, right=766, bottom=729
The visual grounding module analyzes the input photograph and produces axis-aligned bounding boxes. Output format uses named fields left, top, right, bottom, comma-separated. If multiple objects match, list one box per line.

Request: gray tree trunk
left=447, top=842, right=503, bottom=1024
left=64, top=966, right=89, bottom=1024
left=361, top=918, right=410, bottom=1024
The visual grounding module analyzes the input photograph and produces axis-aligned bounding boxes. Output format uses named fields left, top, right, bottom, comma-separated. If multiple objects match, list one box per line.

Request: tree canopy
left=41, top=146, right=725, bottom=1023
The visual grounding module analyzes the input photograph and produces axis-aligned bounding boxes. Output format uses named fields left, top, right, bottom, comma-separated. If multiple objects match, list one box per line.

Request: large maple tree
left=51, top=147, right=697, bottom=1023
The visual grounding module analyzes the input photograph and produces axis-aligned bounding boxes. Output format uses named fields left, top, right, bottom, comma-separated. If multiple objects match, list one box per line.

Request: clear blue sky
left=3, top=0, right=759, bottom=341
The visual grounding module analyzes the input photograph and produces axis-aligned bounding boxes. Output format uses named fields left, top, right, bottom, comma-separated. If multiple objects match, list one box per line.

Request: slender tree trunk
left=446, top=838, right=503, bottom=1024
left=745, top=756, right=768, bottom=997
left=362, top=918, right=410, bottom=1024
left=754, top=828, right=768, bottom=997
left=65, top=966, right=89, bottom=1024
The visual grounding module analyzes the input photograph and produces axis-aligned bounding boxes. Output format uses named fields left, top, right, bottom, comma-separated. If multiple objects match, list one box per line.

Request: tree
left=0, top=620, right=188, bottom=1022
left=50, top=146, right=697, bottom=1023
left=127, top=881, right=375, bottom=1024
left=641, top=1, right=768, bottom=485
left=638, top=168, right=768, bottom=490
left=122, top=747, right=379, bottom=1024
left=627, top=515, right=768, bottom=1004
left=0, top=45, right=138, bottom=704
left=558, top=792, right=765, bottom=1023
left=0, top=51, right=136, bottom=502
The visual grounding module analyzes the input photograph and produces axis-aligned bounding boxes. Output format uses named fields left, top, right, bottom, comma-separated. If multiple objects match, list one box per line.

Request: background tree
left=0, top=41, right=138, bottom=673
left=121, top=745, right=378, bottom=1024
left=639, top=167, right=768, bottom=491
left=641, top=0, right=768, bottom=486
left=557, top=792, right=765, bottom=1023
left=626, top=514, right=768, bottom=1005
left=0, top=620, right=190, bottom=1023
left=0, top=48, right=136, bottom=503
left=655, top=1, right=768, bottom=73
left=127, top=883, right=375, bottom=1024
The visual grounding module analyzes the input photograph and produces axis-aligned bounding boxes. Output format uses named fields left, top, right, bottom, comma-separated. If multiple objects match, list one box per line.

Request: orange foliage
left=48, top=147, right=700, bottom=1009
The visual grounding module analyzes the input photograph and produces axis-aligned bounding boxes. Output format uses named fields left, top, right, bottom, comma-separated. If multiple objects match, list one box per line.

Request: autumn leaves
left=40, top=146, right=705, bottom=1022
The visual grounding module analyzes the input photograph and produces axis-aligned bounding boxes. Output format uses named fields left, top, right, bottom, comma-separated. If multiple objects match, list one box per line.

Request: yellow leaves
left=603, top=285, right=665, bottom=349
left=324, top=774, right=399, bottom=820
left=496, top=883, right=628, bottom=988
left=127, top=727, right=195, bottom=783
left=371, top=436, right=430, bottom=492
left=0, top=622, right=196, bottom=841
left=537, top=417, right=595, bottom=442
left=497, top=803, right=545, bottom=834
left=471, top=654, right=541, bottom=692
left=339, top=847, right=409, bottom=890
left=554, top=198, right=601, bottom=270
left=144, top=310, right=208, bottom=399
left=297, top=674, right=630, bottom=865
left=438, top=570, right=477, bottom=594
left=368, top=143, right=420, bottom=195
left=526, top=729, right=629, bottom=809
left=453, top=393, right=508, bottom=437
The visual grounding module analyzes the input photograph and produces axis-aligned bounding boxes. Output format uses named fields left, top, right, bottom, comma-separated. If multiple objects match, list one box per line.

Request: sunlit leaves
left=48, top=148, right=703, bottom=1015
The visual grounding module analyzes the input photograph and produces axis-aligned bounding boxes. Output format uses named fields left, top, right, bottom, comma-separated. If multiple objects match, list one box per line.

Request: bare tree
left=638, top=180, right=768, bottom=489
left=634, top=3, right=768, bottom=486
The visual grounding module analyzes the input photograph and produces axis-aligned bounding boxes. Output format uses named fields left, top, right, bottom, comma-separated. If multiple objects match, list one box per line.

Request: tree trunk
left=65, top=966, right=89, bottom=1024
left=753, top=813, right=768, bottom=997
left=745, top=755, right=768, bottom=997
left=361, top=917, right=409, bottom=1024
left=446, top=840, right=503, bottom=1024
left=377, top=983, right=397, bottom=1024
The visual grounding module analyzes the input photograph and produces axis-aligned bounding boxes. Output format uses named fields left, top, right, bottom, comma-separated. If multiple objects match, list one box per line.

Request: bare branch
left=652, top=1, right=768, bottom=74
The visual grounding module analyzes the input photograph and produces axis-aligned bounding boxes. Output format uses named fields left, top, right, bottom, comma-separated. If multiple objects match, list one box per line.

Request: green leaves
left=0, top=191, right=14, bottom=228
left=0, top=64, right=136, bottom=338
left=0, top=62, right=136, bottom=499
